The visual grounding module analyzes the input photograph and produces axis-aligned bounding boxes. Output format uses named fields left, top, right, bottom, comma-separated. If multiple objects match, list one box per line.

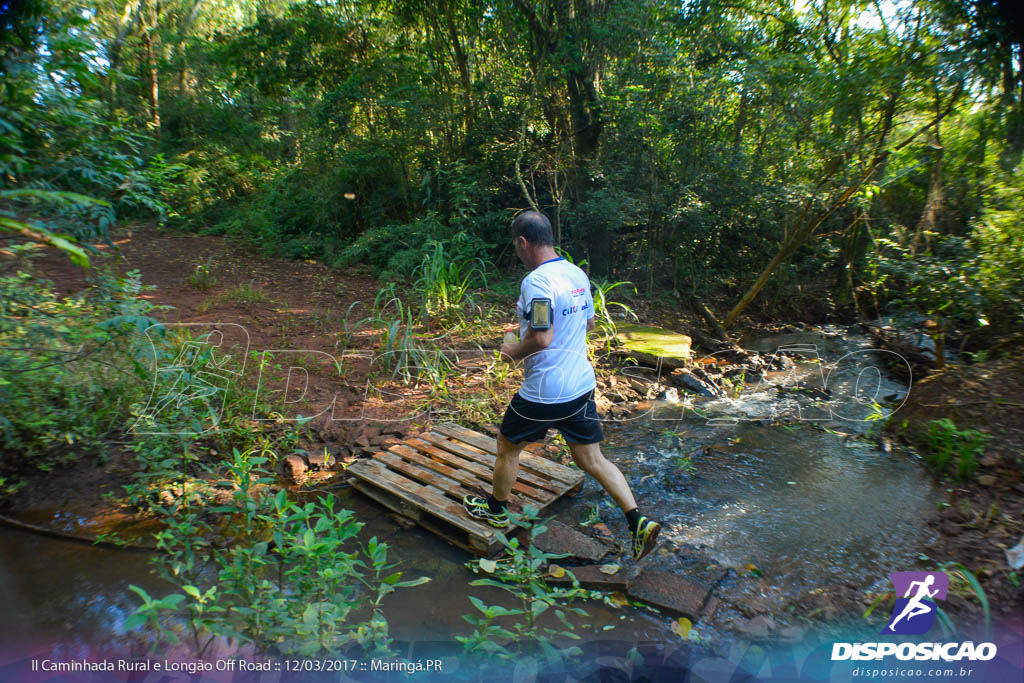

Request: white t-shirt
left=516, top=257, right=596, bottom=404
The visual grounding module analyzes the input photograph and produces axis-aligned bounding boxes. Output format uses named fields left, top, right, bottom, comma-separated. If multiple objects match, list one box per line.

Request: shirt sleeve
left=586, top=280, right=595, bottom=320
left=521, top=273, right=555, bottom=329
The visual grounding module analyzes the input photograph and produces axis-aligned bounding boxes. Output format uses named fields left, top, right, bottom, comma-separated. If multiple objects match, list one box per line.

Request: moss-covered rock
left=613, top=323, right=692, bottom=369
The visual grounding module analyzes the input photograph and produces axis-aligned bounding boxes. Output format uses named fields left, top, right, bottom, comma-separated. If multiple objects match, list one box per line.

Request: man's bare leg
left=567, top=441, right=636, bottom=512
left=569, top=441, right=659, bottom=560
left=492, top=434, right=527, bottom=501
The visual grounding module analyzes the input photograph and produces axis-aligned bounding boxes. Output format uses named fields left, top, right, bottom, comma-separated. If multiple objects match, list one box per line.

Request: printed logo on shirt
left=562, top=302, right=590, bottom=316
left=571, top=288, right=586, bottom=297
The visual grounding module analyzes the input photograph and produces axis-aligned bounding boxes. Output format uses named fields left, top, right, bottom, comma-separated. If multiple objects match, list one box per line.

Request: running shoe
left=462, top=495, right=509, bottom=528
left=631, top=516, right=662, bottom=561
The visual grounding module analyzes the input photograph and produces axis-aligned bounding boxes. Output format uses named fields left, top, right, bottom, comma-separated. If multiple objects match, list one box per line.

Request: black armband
left=527, top=298, right=552, bottom=330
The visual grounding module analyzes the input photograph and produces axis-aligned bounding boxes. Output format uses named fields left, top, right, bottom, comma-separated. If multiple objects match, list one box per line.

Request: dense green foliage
left=0, top=269, right=162, bottom=491
left=2, top=0, right=1021, bottom=335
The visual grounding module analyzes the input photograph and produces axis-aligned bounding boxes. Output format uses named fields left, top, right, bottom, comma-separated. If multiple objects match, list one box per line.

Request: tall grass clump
left=413, top=240, right=488, bottom=327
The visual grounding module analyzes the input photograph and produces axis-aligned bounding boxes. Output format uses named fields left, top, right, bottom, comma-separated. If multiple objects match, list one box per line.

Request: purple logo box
left=882, top=571, right=950, bottom=635
left=891, top=571, right=949, bottom=601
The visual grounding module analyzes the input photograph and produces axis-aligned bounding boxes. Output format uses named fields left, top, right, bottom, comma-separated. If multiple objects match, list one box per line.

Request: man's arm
left=501, top=324, right=553, bottom=363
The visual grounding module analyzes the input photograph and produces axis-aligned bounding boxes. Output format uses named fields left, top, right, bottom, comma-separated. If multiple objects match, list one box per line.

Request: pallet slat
left=376, top=451, right=475, bottom=502
left=418, top=431, right=564, bottom=495
left=434, top=422, right=580, bottom=485
left=410, top=436, right=554, bottom=501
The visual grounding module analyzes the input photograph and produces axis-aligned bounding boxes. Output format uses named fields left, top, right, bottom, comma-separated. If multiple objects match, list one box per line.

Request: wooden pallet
left=345, top=422, right=585, bottom=556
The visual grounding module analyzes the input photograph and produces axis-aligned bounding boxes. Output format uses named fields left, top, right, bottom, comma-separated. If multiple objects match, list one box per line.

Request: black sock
left=486, top=495, right=507, bottom=514
left=625, top=507, right=643, bottom=532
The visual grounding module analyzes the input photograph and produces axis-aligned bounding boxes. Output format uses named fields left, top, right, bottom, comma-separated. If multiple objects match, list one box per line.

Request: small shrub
left=412, top=240, right=488, bottom=326
left=923, top=418, right=991, bottom=482
left=186, top=257, right=216, bottom=290
left=591, top=279, right=639, bottom=339
left=459, top=508, right=591, bottom=664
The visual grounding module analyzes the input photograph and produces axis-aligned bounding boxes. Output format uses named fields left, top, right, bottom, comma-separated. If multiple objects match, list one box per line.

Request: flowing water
left=561, top=326, right=938, bottom=595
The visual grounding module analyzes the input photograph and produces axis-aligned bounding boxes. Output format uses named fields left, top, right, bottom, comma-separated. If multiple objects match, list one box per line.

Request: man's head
left=511, top=210, right=556, bottom=268
left=512, top=210, right=554, bottom=247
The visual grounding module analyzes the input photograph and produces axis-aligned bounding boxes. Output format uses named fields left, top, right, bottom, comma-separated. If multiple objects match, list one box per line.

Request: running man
left=462, top=210, right=661, bottom=561
left=886, top=574, right=940, bottom=632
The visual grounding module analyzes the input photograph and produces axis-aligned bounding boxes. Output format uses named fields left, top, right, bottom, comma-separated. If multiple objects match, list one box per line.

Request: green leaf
left=394, top=576, right=431, bottom=588
left=468, top=595, right=489, bottom=614
left=158, top=594, right=186, bottom=608
left=123, top=614, right=147, bottom=631
left=128, top=585, right=152, bottom=603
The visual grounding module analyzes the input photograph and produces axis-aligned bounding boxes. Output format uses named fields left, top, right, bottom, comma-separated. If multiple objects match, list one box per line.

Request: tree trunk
left=144, top=28, right=160, bottom=137
left=911, top=107, right=943, bottom=254
left=106, top=0, right=142, bottom=114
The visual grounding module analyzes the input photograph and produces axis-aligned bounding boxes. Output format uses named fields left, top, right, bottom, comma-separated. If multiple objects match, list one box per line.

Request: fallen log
left=860, top=323, right=935, bottom=379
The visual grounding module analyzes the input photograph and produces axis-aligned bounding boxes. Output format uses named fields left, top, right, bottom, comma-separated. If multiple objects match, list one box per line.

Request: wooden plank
left=403, top=438, right=552, bottom=502
left=350, top=480, right=421, bottom=521
left=435, top=423, right=581, bottom=486
left=381, top=447, right=538, bottom=513
left=385, top=444, right=490, bottom=493
left=349, top=459, right=497, bottom=542
left=418, top=431, right=494, bottom=467
left=418, top=432, right=563, bottom=495
left=375, top=451, right=476, bottom=502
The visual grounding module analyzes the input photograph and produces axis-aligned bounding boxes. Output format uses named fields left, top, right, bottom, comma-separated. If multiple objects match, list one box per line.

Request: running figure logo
left=883, top=571, right=950, bottom=635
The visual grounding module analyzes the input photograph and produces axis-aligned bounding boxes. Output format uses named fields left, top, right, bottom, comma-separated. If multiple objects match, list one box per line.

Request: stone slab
left=625, top=570, right=712, bottom=619
left=533, top=520, right=612, bottom=563
left=545, top=565, right=628, bottom=592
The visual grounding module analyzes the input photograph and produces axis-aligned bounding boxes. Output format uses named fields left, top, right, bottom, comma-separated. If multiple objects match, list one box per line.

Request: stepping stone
left=533, top=520, right=612, bottom=563
left=736, top=615, right=776, bottom=640
left=545, top=565, right=628, bottom=592
left=625, top=570, right=714, bottom=619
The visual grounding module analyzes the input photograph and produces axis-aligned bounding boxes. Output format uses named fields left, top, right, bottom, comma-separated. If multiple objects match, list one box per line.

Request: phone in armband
left=528, top=298, right=552, bottom=330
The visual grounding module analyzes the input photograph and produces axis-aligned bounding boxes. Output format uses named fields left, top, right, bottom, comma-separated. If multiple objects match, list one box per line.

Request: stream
left=560, top=326, right=938, bottom=595
left=0, top=326, right=941, bottom=662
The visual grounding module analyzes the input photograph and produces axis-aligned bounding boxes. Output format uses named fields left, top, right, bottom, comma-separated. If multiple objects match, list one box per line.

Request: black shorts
left=499, top=389, right=603, bottom=445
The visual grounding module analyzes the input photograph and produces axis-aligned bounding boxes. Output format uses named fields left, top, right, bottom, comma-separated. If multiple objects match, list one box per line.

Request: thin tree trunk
left=106, top=0, right=142, bottom=114
left=911, top=101, right=943, bottom=254
left=144, top=28, right=160, bottom=137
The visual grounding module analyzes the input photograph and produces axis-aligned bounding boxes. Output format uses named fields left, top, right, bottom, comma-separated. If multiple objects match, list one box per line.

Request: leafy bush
left=970, top=164, right=1024, bottom=330
left=413, top=240, right=488, bottom=326
left=0, top=268, right=166, bottom=486
left=591, top=279, right=639, bottom=338
left=1, top=93, right=181, bottom=244
left=337, top=215, right=489, bottom=281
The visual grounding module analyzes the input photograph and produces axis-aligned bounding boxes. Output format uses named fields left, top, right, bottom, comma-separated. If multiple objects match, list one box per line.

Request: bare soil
left=886, top=351, right=1024, bottom=617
